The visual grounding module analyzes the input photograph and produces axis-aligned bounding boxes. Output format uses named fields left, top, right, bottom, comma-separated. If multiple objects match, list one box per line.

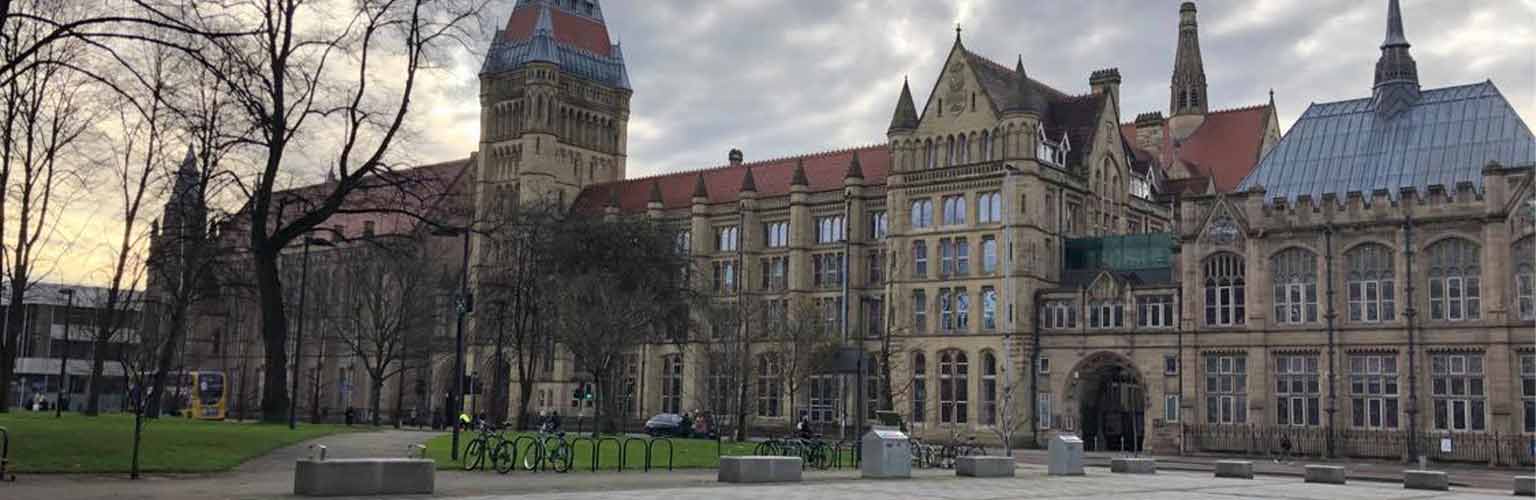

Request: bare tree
left=547, top=216, right=689, bottom=435
left=330, top=235, right=435, bottom=426
left=477, top=200, right=560, bottom=429
left=162, top=0, right=485, bottom=422
left=0, top=0, right=93, bottom=409
left=762, top=297, right=839, bottom=426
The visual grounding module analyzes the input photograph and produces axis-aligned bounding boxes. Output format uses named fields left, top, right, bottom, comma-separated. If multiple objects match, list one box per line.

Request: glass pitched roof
left=1237, top=81, right=1535, bottom=202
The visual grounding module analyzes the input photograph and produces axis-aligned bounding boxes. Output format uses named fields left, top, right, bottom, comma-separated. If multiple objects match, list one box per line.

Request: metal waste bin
left=1049, top=434, right=1084, bottom=476
left=860, top=426, right=911, bottom=479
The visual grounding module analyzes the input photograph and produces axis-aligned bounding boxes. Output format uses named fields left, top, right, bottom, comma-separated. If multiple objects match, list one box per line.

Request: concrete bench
left=1304, top=465, right=1346, bottom=484
left=1109, top=457, right=1156, bottom=474
left=718, top=456, right=802, bottom=483
left=1213, top=460, right=1253, bottom=479
left=1514, top=476, right=1534, bottom=496
left=293, top=458, right=433, bottom=497
left=1403, top=470, right=1448, bottom=491
left=955, top=456, right=1015, bottom=478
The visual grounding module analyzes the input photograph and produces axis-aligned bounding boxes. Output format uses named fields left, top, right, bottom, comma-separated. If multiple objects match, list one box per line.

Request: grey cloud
left=409, top=0, right=1536, bottom=178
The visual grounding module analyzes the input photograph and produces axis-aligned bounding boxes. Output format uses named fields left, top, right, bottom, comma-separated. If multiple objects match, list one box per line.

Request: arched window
left=925, top=139, right=936, bottom=169
left=661, top=354, right=683, bottom=414
left=1271, top=248, right=1318, bottom=324
left=911, top=352, right=927, bottom=423
left=1514, top=237, right=1533, bottom=320
left=982, top=287, right=998, bottom=329
left=939, top=349, right=969, bottom=424
left=946, top=136, right=956, bottom=166
left=911, top=198, right=934, bottom=228
left=1346, top=243, right=1396, bottom=323
left=756, top=353, right=782, bottom=417
left=1426, top=238, right=1481, bottom=321
left=980, top=130, right=992, bottom=161
left=957, top=134, right=969, bottom=164
left=1204, top=253, right=1246, bottom=326
left=980, top=351, right=998, bottom=425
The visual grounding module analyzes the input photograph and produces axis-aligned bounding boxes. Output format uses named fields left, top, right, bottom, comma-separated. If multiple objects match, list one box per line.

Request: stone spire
left=1372, top=0, right=1420, bottom=120
left=791, top=158, right=808, bottom=187
left=1170, top=1, right=1208, bottom=117
left=1006, top=56, right=1048, bottom=115
left=845, top=151, right=864, bottom=179
left=888, top=77, right=919, bottom=132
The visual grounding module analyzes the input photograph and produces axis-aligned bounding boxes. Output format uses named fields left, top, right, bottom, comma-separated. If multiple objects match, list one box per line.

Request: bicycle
left=461, top=420, right=513, bottom=472
left=522, top=427, right=573, bottom=473
left=937, top=436, right=987, bottom=469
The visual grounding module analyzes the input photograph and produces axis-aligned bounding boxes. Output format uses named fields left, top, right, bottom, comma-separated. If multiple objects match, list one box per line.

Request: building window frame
left=1274, top=354, right=1320, bottom=427
left=1346, top=243, right=1396, bottom=323
left=1350, top=353, right=1399, bottom=429
left=1271, top=248, right=1319, bottom=325
left=1204, top=354, right=1247, bottom=424
left=938, top=349, right=969, bottom=424
left=1431, top=353, right=1486, bottom=431
left=1426, top=238, right=1481, bottom=321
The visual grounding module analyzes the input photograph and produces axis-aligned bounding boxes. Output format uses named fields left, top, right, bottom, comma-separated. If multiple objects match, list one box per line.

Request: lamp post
left=290, top=236, right=334, bottom=430
left=432, top=225, right=472, bottom=460
left=56, top=288, right=75, bottom=417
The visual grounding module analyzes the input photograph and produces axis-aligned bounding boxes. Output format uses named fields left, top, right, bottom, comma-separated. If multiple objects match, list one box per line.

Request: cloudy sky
left=46, top=0, right=1536, bottom=287
left=402, top=0, right=1536, bottom=178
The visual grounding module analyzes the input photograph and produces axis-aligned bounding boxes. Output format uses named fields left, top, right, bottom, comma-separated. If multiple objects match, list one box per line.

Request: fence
left=1182, top=424, right=1535, bottom=467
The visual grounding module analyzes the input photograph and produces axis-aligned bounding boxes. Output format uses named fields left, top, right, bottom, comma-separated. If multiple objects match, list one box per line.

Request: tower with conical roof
left=477, top=0, right=631, bottom=217
left=1169, top=1, right=1208, bottom=140
left=145, top=147, right=208, bottom=311
left=1372, top=0, right=1419, bottom=119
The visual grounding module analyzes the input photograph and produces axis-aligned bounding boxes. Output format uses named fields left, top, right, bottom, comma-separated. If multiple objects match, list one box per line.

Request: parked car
left=644, top=413, right=686, bottom=437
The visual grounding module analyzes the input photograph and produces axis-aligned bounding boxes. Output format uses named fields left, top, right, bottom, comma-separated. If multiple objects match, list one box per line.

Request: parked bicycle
left=523, top=428, right=573, bottom=472
left=461, top=419, right=513, bottom=472
left=753, top=434, right=832, bottom=469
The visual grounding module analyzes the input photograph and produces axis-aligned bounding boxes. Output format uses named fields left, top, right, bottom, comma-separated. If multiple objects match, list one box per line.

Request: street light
left=432, top=225, right=472, bottom=460
left=290, top=236, right=335, bottom=430
left=56, top=288, right=75, bottom=418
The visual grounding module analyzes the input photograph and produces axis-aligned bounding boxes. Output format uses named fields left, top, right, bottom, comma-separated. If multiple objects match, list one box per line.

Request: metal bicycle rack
left=646, top=437, right=673, bottom=472
left=0, top=426, right=13, bottom=481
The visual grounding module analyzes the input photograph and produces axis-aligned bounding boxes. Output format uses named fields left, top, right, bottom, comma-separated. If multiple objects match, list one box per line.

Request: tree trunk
left=0, top=275, right=28, bottom=412
left=370, top=377, right=383, bottom=427
left=393, top=365, right=405, bottom=428
left=255, top=249, right=291, bottom=423
left=84, top=335, right=107, bottom=416
left=148, top=303, right=188, bottom=417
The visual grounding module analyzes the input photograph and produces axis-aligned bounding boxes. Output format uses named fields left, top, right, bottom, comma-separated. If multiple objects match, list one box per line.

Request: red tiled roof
left=574, top=146, right=889, bottom=213
left=222, top=159, right=473, bottom=244
left=1119, top=104, right=1272, bottom=192
left=1163, top=176, right=1214, bottom=196
left=503, top=5, right=612, bottom=57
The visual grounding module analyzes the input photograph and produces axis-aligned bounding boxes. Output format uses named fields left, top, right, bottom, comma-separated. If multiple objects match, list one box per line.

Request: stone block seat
left=1514, top=476, right=1534, bottom=496
left=718, top=456, right=803, bottom=483
left=1304, top=465, right=1346, bottom=485
left=1213, top=460, right=1253, bottom=479
left=1109, top=457, right=1156, bottom=474
left=293, top=458, right=434, bottom=497
left=1403, top=470, right=1448, bottom=491
left=955, top=456, right=1015, bottom=478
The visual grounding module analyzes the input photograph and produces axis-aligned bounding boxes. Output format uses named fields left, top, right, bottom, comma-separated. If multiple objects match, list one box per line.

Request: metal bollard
left=310, top=444, right=327, bottom=461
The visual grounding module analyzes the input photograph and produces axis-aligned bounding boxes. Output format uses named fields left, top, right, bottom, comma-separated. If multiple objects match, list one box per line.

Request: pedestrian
left=344, top=407, right=355, bottom=426
left=796, top=414, right=813, bottom=439
left=1277, top=435, right=1293, bottom=464
left=32, top=392, right=44, bottom=412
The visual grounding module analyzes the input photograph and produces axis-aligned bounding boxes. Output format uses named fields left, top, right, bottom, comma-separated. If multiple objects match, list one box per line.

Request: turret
left=1169, top=1, right=1208, bottom=140
left=1372, top=0, right=1420, bottom=120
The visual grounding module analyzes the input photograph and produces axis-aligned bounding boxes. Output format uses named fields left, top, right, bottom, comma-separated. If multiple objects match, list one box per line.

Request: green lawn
left=425, top=432, right=855, bottom=472
left=0, top=412, right=357, bottom=473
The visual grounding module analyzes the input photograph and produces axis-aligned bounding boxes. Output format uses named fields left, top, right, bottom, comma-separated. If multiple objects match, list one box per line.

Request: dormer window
left=1036, top=124, right=1069, bottom=167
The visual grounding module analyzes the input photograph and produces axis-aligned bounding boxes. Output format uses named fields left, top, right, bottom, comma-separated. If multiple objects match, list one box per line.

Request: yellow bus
left=173, top=371, right=227, bottom=420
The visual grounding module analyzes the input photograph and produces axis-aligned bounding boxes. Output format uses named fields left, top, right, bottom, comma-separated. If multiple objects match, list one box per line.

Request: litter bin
left=860, top=426, right=911, bottom=479
left=1049, top=434, right=1084, bottom=476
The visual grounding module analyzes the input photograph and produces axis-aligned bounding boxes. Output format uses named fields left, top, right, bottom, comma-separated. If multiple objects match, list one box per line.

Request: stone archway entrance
left=1069, top=352, right=1145, bottom=452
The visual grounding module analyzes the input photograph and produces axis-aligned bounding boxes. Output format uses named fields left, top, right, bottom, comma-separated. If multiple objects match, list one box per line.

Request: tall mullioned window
left=942, top=195, right=966, bottom=226
left=939, top=350, right=969, bottom=424
left=1431, top=353, right=1485, bottom=431
left=911, top=352, right=927, bottom=423
left=764, top=221, right=789, bottom=248
left=1521, top=354, right=1535, bottom=433
left=1205, top=354, right=1247, bottom=424
left=981, top=236, right=998, bottom=274
left=981, top=287, right=998, bottom=330
left=1204, top=253, right=1246, bottom=327
left=661, top=354, right=683, bottom=414
left=913, top=290, right=927, bottom=333
left=756, top=353, right=782, bottom=418
left=1137, top=295, right=1174, bottom=328
left=1274, top=354, right=1320, bottom=426
left=977, top=191, right=1002, bottom=223
left=816, top=215, right=845, bottom=244
left=1043, top=300, right=1076, bottom=329
left=981, top=351, right=998, bottom=425
left=1271, top=248, right=1318, bottom=324
left=1427, top=238, right=1481, bottom=321
left=1346, top=243, right=1396, bottom=323
left=910, top=199, right=934, bottom=228
left=870, top=211, right=889, bottom=240
left=912, top=240, right=928, bottom=277
left=1350, top=354, right=1399, bottom=429
left=1515, top=237, right=1534, bottom=321
left=715, top=226, right=738, bottom=252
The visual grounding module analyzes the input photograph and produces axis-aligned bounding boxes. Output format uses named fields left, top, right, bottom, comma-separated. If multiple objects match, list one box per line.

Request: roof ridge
left=1206, top=102, right=1272, bottom=115
left=602, top=144, right=887, bottom=186
left=962, top=48, right=1070, bottom=99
